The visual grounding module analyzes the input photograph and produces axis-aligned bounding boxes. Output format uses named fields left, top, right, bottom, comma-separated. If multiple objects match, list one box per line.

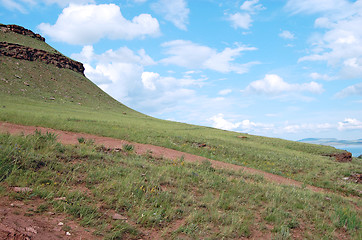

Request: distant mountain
left=299, top=138, right=362, bottom=145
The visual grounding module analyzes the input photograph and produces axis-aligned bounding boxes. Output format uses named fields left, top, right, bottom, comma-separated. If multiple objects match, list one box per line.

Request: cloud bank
left=38, top=3, right=160, bottom=45
left=160, top=40, right=258, bottom=74
left=243, top=74, right=324, bottom=95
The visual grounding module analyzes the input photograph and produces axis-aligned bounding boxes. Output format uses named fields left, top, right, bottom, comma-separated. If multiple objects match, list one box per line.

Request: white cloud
left=71, top=45, right=155, bottom=101
left=289, top=0, right=362, bottom=79
left=209, top=113, right=273, bottom=132
left=72, top=46, right=212, bottom=117
left=285, top=0, right=350, bottom=14
left=338, top=118, right=362, bottom=131
left=240, top=0, right=265, bottom=12
left=141, top=72, right=158, bottom=91
left=38, top=3, right=160, bottom=45
left=1, top=0, right=95, bottom=12
left=1, top=0, right=29, bottom=13
left=219, top=89, right=232, bottom=95
left=310, top=72, right=337, bottom=81
left=208, top=115, right=362, bottom=135
left=141, top=71, right=206, bottom=91
left=228, top=13, right=252, bottom=29
left=283, top=123, right=334, bottom=133
left=151, top=0, right=189, bottom=30
left=160, top=40, right=258, bottom=74
left=335, top=83, right=362, bottom=98
left=42, top=0, right=94, bottom=7
left=244, top=74, right=324, bottom=95
left=209, top=114, right=241, bottom=130
left=227, top=0, right=265, bottom=30
left=279, top=30, right=295, bottom=40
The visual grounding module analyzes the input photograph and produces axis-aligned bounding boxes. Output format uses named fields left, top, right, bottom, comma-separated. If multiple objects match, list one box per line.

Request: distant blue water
left=331, top=145, right=362, bottom=157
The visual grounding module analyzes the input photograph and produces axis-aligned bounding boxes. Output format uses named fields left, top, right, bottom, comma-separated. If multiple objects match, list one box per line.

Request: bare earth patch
left=0, top=196, right=99, bottom=240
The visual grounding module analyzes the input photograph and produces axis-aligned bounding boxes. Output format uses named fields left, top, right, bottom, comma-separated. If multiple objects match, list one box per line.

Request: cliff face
left=0, top=24, right=45, bottom=42
left=0, top=42, right=85, bottom=75
left=0, top=24, right=85, bottom=75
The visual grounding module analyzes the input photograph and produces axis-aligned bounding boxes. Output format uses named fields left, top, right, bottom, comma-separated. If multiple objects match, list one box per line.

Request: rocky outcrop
left=324, top=152, right=352, bottom=162
left=0, top=42, right=85, bottom=75
left=0, top=24, right=45, bottom=42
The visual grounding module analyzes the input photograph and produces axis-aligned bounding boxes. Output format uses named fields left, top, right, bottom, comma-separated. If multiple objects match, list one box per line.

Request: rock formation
left=0, top=42, right=85, bottom=75
left=0, top=24, right=45, bottom=42
left=324, top=152, right=352, bottom=162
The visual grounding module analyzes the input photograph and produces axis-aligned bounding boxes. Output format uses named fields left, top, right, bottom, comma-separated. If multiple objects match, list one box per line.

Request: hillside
left=0, top=24, right=361, bottom=239
left=0, top=24, right=142, bottom=115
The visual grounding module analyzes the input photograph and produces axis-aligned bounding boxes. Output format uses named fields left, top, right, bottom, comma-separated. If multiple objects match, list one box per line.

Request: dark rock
left=237, top=135, right=248, bottom=139
left=350, top=173, right=362, bottom=183
left=323, top=152, right=352, bottom=162
left=0, top=24, right=45, bottom=42
left=0, top=42, right=85, bottom=75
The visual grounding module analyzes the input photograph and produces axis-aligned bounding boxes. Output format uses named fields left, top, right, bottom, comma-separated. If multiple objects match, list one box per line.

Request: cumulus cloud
left=209, top=114, right=362, bottom=135
left=151, top=0, right=189, bottom=30
left=288, top=0, right=362, bottom=79
left=243, top=74, right=324, bottom=95
left=228, top=13, right=252, bottom=29
left=338, top=118, right=362, bottom=130
left=227, top=0, right=265, bottom=30
left=335, top=83, right=362, bottom=98
left=160, top=40, right=258, bottom=74
left=209, top=113, right=273, bottom=132
left=141, top=72, right=158, bottom=91
left=279, top=30, right=295, bottom=40
left=71, top=45, right=155, bottom=101
left=141, top=71, right=207, bottom=91
left=71, top=46, right=211, bottom=117
left=38, top=3, right=160, bottom=45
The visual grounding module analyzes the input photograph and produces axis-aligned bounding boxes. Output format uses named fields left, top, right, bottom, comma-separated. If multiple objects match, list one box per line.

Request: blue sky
left=1, top=0, right=362, bottom=140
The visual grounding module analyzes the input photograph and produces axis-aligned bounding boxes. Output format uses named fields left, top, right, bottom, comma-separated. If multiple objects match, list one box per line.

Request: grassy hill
left=0, top=25, right=361, bottom=239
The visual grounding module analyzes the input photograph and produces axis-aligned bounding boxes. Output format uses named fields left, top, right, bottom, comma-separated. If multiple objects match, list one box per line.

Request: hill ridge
left=0, top=24, right=45, bottom=42
left=0, top=42, right=85, bottom=75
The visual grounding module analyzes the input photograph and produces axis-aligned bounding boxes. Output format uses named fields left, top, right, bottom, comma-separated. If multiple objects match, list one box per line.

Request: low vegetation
left=0, top=24, right=361, bottom=239
left=0, top=132, right=360, bottom=239
left=1, top=92, right=361, bottom=196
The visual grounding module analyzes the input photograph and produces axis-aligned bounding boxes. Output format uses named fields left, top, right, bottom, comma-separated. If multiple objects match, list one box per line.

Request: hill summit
left=0, top=24, right=84, bottom=75
left=0, top=23, right=141, bottom=114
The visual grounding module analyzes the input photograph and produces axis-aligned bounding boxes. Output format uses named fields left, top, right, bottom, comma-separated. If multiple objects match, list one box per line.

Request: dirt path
left=0, top=121, right=325, bottom=193
left=0, top=196, right=100, bottom=240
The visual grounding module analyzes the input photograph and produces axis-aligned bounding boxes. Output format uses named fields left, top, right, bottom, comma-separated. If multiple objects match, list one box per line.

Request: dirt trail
left=0, top=196, right=100, bottom=240
left=0, top=121, right=325, bottom=193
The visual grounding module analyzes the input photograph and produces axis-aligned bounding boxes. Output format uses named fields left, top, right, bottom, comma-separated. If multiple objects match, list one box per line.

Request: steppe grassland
left=0, top=132, right=360, bottom=239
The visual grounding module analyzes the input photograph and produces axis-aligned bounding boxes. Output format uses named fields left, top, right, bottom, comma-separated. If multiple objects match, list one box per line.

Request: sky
left=1, top=0, right=362, bottom=141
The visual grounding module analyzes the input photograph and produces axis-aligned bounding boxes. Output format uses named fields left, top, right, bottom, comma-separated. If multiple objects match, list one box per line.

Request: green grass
left=0, top=27, right=361, bottom=198
left=1, top=90, right=361, bottom=196
left=0, top=29, right=60, bottom=54
left=0, top=132, right=360, bottom=239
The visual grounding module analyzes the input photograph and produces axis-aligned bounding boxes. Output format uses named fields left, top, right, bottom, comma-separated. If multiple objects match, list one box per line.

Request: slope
left=0, top=24, right=361, bottom=197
